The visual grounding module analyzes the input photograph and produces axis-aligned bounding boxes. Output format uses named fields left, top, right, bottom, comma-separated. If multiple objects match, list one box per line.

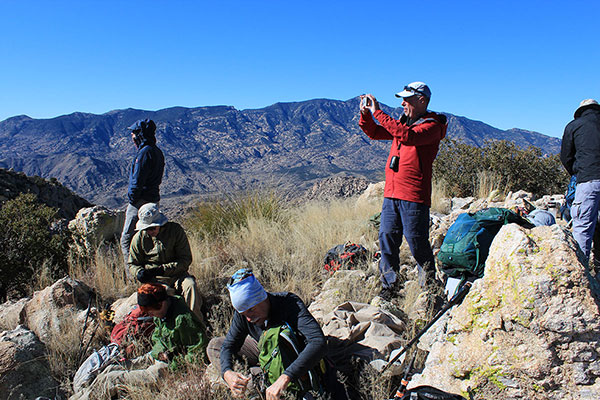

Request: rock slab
left=411, top=224, right=600, bottom=399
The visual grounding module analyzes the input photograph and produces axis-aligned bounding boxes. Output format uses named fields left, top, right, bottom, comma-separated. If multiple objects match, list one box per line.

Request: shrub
left=183, top=189, right=285, bottom=239
left=0, top=193, right=70, bottom=301
left=433, top=139, right=569, bottom=198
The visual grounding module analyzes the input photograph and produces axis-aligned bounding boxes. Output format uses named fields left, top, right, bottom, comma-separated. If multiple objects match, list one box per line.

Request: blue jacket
left=128, top=128, right=165, bottom=205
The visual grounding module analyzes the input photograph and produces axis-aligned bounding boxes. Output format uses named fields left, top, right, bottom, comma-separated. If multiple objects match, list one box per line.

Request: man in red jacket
left=359, top=82, right=447, bottom=300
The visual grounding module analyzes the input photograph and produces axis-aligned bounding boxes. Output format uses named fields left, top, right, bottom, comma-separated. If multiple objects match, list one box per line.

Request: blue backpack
left=560, top=175, right=577, bottom=221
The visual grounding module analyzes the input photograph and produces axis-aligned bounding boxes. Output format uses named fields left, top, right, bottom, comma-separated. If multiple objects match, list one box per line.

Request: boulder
left=111, top=292, right=138, bottom=324
left=505, top=190, right=533, bottom=202
left=450, top=197, right=475, bottom=211
left=68, top=206, right=125, bottom=256
left=303, top=175, right=371, bottom=201
left=0, top=326, right=59, bottom=400
left=21, top=277, right=95, bottom=343
left=355, top=181, right=385, bottom=209
left=0, top=298, right=28, bottom=332
left=411, top=223, right=600, bottom=399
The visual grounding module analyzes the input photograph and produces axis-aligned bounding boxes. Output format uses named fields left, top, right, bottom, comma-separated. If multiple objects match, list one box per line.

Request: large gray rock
left=0, top=298, right=28, bottom=332
left=0, top=326, right=58, bottom=400
left=411, top=224, right=600, bottom=399
left=111, top=292, right=138, bottom=324
left=0, top=278, right=95, bottom=344
left=355, top=181, right=385, bottom=209
left=69, top=206, right=125, bottom=256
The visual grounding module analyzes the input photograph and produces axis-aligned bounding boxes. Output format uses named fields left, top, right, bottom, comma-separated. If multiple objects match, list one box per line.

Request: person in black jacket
left=120, top=119, right=165, bottom=270
left=207, top=269, right=347, bottom=400
left=561, top=99, right=600, bottom=263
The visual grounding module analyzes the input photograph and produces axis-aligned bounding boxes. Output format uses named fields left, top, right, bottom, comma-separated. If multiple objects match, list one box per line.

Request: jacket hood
left=401, top=111, right=448, bottom=139
left=575, top=106, right=600, bottom=119
left=129, top=119, right=157, bottom=147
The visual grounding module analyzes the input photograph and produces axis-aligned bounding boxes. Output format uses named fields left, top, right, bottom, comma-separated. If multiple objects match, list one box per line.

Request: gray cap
left=574, top=99, right=600, bottom=118
left=395, top=81, right=431, bottom=99
left=135, top=203, right=168, bottom=231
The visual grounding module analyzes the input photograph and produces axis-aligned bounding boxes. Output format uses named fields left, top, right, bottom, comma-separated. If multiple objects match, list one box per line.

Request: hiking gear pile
left=323, top=242, right=369, bottom=274
left=72, top=343, right=121, bottom=393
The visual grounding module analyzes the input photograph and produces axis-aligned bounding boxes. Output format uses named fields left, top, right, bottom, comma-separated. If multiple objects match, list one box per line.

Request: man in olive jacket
left=128, top=203, right=203, bottom=321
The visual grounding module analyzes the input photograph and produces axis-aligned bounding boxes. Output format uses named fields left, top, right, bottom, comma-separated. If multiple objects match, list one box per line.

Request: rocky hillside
left=0, top=98, right=561, bottom=208
left=0, top=168, right=91, bottom=219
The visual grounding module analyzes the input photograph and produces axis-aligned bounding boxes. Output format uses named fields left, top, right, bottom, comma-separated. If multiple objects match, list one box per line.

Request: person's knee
left=207, top=337, right=225, bottom=367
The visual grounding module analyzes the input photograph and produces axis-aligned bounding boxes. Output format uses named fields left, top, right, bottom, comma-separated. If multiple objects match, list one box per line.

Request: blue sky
left=0, top=0, right=598, bottom=138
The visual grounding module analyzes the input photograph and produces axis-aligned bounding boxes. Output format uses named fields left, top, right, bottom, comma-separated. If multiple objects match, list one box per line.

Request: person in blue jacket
left=120, top=119, right=165, bottom=271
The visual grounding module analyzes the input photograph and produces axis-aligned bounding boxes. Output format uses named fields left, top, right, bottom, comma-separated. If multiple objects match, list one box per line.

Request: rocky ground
left=1, top=181, right=599, bottom=400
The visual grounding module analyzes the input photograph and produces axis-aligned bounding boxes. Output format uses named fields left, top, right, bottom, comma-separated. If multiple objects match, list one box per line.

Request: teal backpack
left=438, top=208, right=534, bottom=280
left=257, top=323, right=325, bottom=396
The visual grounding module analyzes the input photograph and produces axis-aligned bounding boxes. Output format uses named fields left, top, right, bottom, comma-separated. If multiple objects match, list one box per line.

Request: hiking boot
left=379, top=279, right=404, bottom=301
left=379, top=287, right=395, bottom=302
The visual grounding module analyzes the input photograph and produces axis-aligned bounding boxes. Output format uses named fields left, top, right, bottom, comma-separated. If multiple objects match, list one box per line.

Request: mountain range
left=0, top=97, right=561, bottom=208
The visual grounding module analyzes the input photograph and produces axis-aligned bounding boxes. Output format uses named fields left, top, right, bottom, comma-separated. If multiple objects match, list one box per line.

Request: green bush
left=0, top=193, right=70, bottom=301
left=433, top=139, right=569, bottom=198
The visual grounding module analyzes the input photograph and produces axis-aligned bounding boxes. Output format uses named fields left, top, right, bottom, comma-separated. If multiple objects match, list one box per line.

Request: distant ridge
left=0, top=97, right=561, bottom=208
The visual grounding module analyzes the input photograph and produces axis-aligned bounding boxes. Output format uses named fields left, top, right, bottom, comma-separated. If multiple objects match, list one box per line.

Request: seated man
left=128, top=203, right=203, bottom=321
left=207, top=269, right=348, bottom=400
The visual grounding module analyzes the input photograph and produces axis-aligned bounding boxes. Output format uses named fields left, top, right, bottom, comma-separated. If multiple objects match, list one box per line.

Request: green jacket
left=128, top=222, right=192, bottom=286
left=150, top=296, right=207, bottom=369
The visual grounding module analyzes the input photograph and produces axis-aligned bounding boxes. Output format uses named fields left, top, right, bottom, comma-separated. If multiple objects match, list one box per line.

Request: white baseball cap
left=395, top=81, right=431, bottom=99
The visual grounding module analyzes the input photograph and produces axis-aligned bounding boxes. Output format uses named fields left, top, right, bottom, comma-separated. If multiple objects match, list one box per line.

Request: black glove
left=147, top=266, right=164, bottom=277
left=136, top=269, right=153, bottom=283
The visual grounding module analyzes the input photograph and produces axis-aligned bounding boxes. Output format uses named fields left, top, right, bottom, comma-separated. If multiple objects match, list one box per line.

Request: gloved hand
left=136, top=268, right=153, bottom=283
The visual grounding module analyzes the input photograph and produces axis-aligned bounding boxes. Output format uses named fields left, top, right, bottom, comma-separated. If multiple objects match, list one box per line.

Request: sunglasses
left=403, top=86, right=427, bottom=97
left=229, top=269, right=254, bottom=286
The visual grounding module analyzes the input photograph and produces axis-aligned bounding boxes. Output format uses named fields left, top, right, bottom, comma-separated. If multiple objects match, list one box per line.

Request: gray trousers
left=120, top=200, right=154, bottom=276
left=572, top=180, right=600, bottom=262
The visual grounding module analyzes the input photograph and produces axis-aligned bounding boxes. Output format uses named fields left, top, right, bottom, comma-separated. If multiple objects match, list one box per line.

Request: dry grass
left=54, top=191, right=442, bottom=399
left=68, top=242, right=136, bottom=303
left=476, top=170, right=505, bottom=200
left=431, top=178, right=451, bottom=214
left=187, top=197, right=381, bottom=306
left=45, top=310, right=108, bottom=396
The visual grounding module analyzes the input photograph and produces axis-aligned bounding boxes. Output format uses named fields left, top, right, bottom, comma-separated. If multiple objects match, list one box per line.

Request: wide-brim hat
left=135, top=203, right=168, bottom=231
left=574, top=99, right=600, bottom=118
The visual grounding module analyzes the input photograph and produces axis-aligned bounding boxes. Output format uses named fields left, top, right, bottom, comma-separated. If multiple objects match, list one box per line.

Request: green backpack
left=437, top=207, right=534, bottom=280
left=257, top=323, right=325, bottom=396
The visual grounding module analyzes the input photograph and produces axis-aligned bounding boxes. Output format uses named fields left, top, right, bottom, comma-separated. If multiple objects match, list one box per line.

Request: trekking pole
left=381, top=282, right=472, bottom=374
left=76, top=296, right=93, bottom=365
left=390, top=352, right=418, bottom=399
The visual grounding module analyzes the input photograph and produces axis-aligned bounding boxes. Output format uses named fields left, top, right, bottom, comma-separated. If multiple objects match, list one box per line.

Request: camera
left=361, top=96, right=371, bottom=108
left=389, top=156, right=399, bottom=171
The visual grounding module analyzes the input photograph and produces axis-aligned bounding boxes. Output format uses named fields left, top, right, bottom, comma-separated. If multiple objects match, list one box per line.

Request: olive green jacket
left=150, top=296, right=207, bottom=370
left=128, top=222, right=192, bottom=286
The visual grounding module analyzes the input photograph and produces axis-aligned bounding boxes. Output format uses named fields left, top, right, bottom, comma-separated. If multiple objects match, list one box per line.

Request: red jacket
left=359, top=109, right=447, bottom=206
